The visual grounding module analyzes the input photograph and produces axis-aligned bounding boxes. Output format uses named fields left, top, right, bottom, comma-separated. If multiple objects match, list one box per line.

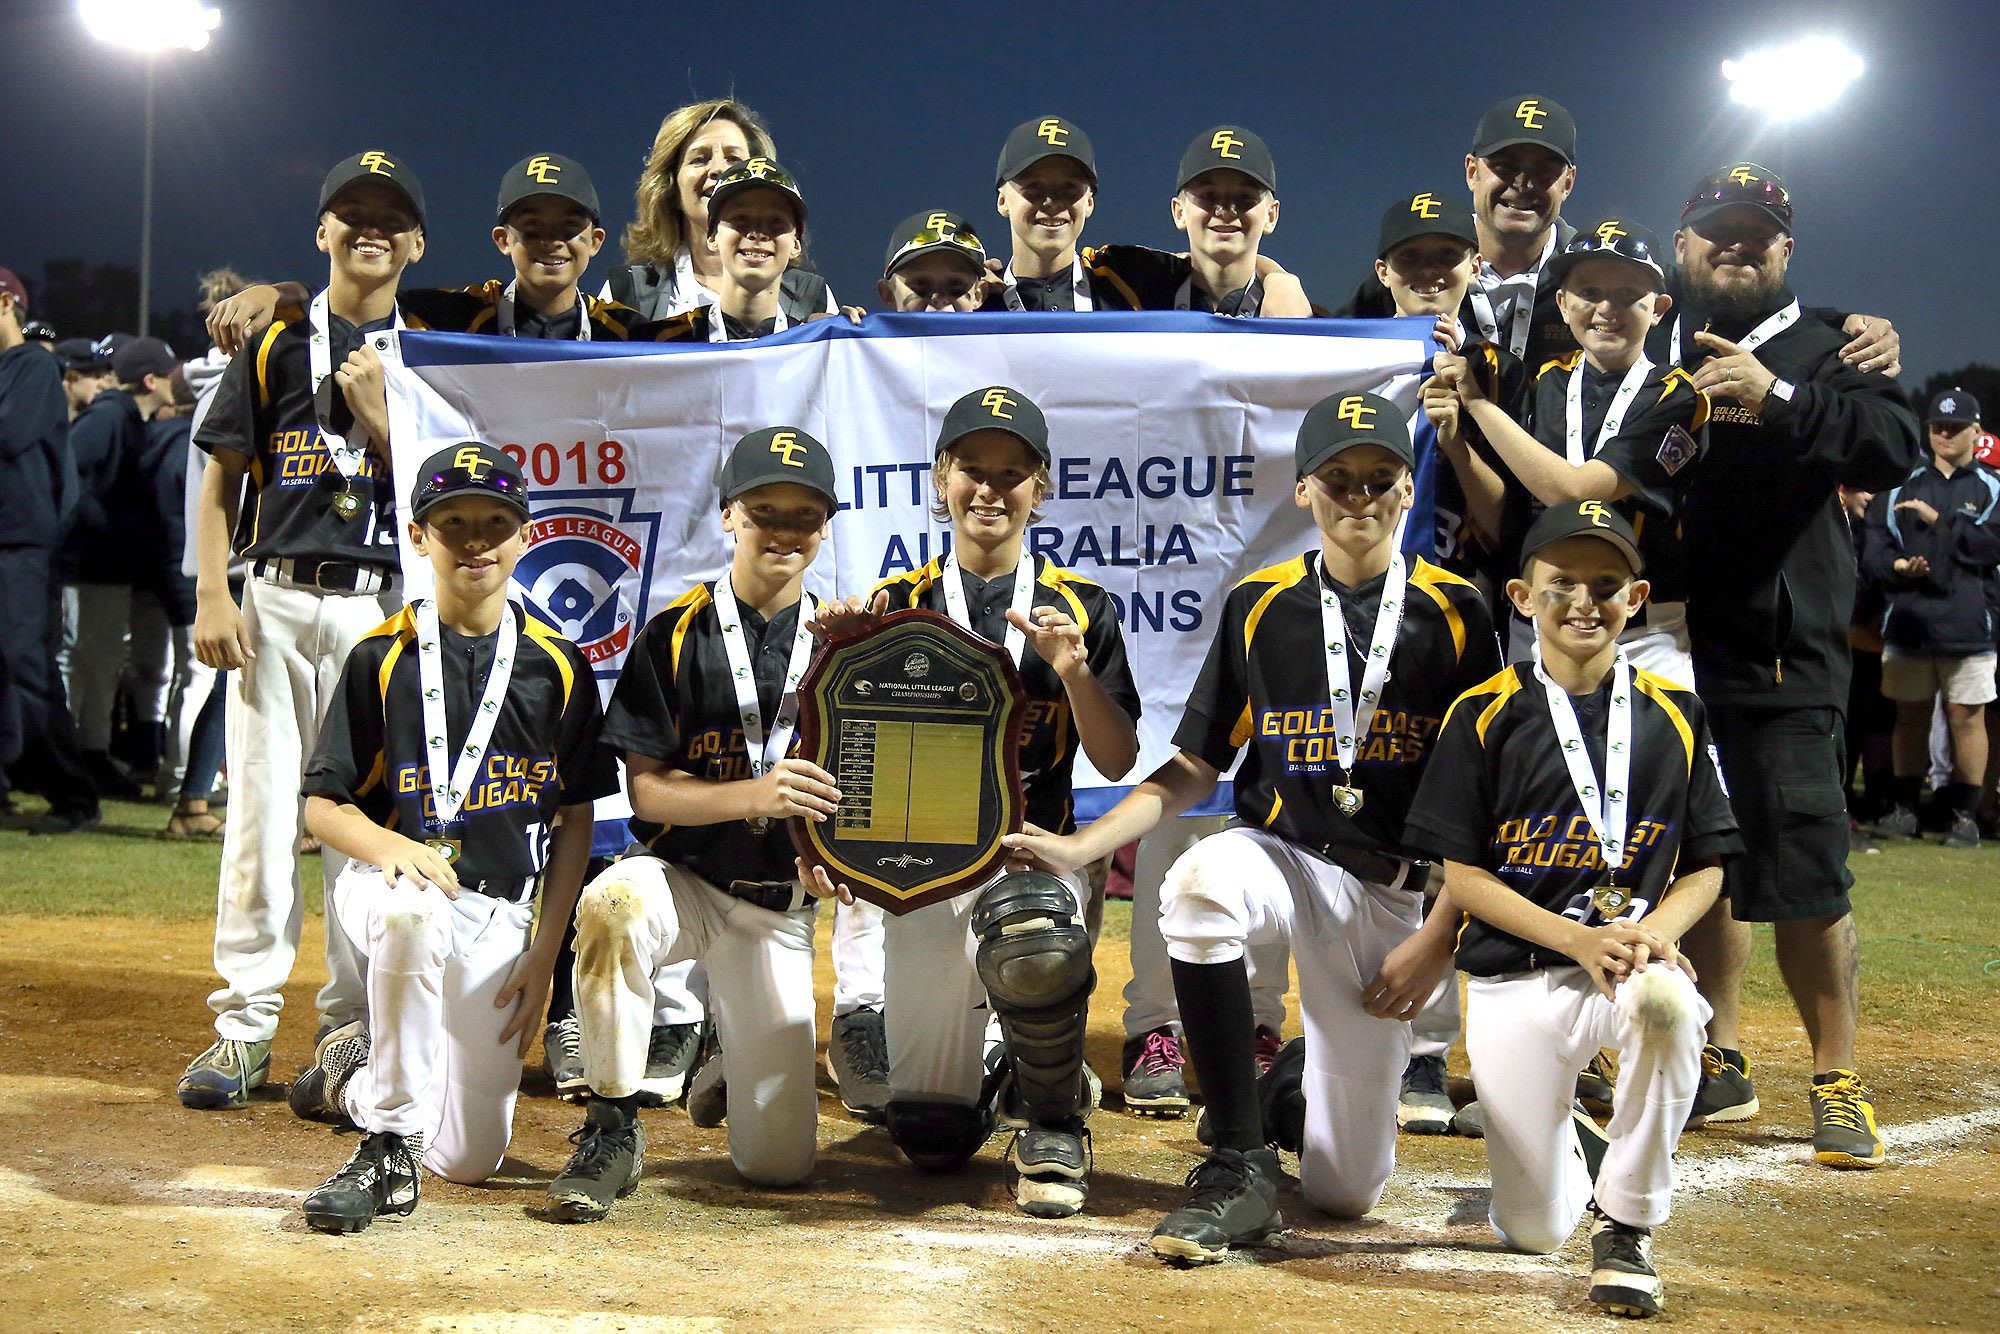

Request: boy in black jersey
left=878, top=211, right=990, bottom=312
left=1009, top=392, right=1501, bottom=1261
left=544, top=427, right=846, bottom=1219
left=1444, top=219, right=1710, bottom=680
left=293, top=443, right=614, bottom=1233
left=1403, top=501, right=1739, bottom=1318
left=177, top=151, right=426, bottom=1111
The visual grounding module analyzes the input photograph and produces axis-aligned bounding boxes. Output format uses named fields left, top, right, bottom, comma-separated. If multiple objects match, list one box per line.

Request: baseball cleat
left=177, top=1037, right=271, bottom=1109
left=303, top=1131, right=422, bottom=1234
left=1687, top=1046, right=1759, bottom=1126
left=1397, top=1054, right=1454, bottom=1134
left=828, top=1006, right=890, bottom=1123
left=547, top=1100, right=646, bottom=1222
left=1577, top=1049, right=1619, bottom=1111
left=1150, top=1147, right=1284, bottom=1264
left=289, top=1020, right=368, bottom=1123
left=635, top=1021, right=702, bottom=1107
left=1588, top=1206, right=1664, bottom=1317
left=685, top=1026, right=727, bottom=1128
left=1451, top=1098, right=1486, bottom=1138
left=1252, top=1024, right=1283, bottom=1076
left=1121, top=1028, right=1191, bottom=1117
left=1810, top=1071, right=1886, bottom=1168
left=1942, top=812, right=1980, bottom=849
left=1008, top=1121, right=1091, bottom=1219
left=542, top=1015, right=587, bottom=1102
left=1872, top=805, right=1920, bottom=840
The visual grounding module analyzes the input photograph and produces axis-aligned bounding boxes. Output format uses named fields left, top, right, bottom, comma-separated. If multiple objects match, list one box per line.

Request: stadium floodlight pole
left=78, top=0, right=222, bottom=335
left=1721, top=36, right=1864, bottom=120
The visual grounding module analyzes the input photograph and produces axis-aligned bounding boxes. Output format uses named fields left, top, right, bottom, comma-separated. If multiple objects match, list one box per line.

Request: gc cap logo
left=526, top=155, right=561, bottom=184
left=1037, top=118, right=1068, bottom=146
left=1515, top=99, right=1546, bottom=129
left=1336, top=395, right=1376, bottom=430
left=1595, top=220, right=1627, bottom=243
left=982, top=389, right=1017, bottom=420
left=359, top=151, right=395, bottom=175
left=453, top=445, right=491, bottom=479
left=1579, top=500, right=1612, bottom=528
left=1210, top=129, right=1243, bottom=160
left=926, top=212, right=950, bottom=232
left=768, top=430, right=808, bottom=468
left=1729, top=165, right=1760, bottom=186
left=1410, top=192, right=1442, bottom=219
left=744, top=157, right=773, bottom=175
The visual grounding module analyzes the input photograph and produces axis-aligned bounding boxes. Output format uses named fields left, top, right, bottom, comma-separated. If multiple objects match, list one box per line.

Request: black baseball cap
left=411, top=442, right=530, bottom=522
left=1929, top=388, right=1981, bottom=424
left=1377, top=191, right=1478, bottom=258
left=1296, top=391, right=1413, bottom=476
left=319, top=150, right=426, bottom=228
left=706, top=158, right=807, bottom=237
left=996, top=116, right=1096, bottom=188
left=1681, top=163, right=1792, bottom=236
left=1177, top=126, right=1276, bottom=193
left=1547, top=218, right=1668, bottom=292
left=721, top=427, right=838, bottom=508
left=1471, top=95, right=1576, bottom=165
left=936, top=386, right=1051, bottom=465
left=1521, top=500, right=1644, bottom=573
left=56, top=333, right=130, bottom=375
left=22, top=320, right=56, bottom=342
left=112, top=336, right=179, bottom=384
left=884, top=211, right=988, bottom=277
left=496, top=153, right=599, bottom=226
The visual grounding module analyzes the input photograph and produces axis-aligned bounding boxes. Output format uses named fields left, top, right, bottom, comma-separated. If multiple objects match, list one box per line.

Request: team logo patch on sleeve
left=1656, top=424, right=1699, bottom=476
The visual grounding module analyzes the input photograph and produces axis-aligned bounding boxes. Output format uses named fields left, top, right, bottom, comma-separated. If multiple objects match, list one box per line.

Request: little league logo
left=512, top=490, right=661, bottom=672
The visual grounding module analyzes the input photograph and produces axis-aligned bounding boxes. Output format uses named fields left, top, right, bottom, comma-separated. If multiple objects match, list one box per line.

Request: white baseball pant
left=162, top=626, right=219, bottom=800
left=831, top=897, right=885, bottom=1017
left=1121, top=817, right=1291, bottom=1039
left=332, top=863, right=534, bottom=1183
left=882, top=866, right=1086, bottom=1105
left=207, top=576, right=395, bottom=1042
left=572, top=856, right=818, bottom=1187
left=1465, top=963, right=1709, bottom=1253
left=1161, top=824, right=1422, bottom=1218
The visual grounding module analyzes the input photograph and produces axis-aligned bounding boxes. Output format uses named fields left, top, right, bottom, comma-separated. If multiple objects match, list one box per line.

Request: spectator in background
left=22, top=320, right=56, bottom=349
left=1840, top=485, right=1895, bottom=848
left=1861, top=388, right=2000, bottom=850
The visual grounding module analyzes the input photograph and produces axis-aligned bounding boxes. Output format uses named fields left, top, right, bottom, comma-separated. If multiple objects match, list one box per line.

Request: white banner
left=378, top=311, right=1432, bottom=836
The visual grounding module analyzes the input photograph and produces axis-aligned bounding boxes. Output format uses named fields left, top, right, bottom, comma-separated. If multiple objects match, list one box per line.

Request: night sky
left=4, top=0, right=1993, bottom=382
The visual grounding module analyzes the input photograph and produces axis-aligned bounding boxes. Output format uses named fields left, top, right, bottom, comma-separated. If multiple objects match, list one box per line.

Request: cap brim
left=1379, top=225, right=1478, bottom=258
left=885, top=239, right=986, bottom=278
left=721, top=471, right=838, bottom=506
left=1178, top=164, right=1276, bottom=193
left=498, top=191, right=600, bottom=225
left=1298, top=435, right=1415, bottom=476
left=1680, top=200, right=1791, bottom=235
left=999, top=151, right=1097, bottom=188
left=1472, top=134, right=1572, bottom=164
left=936, top=422, right=1051, bottom=464
left=1547, top=250, right=1665, bottom=291
left=324, top=176, right=425, bottom=226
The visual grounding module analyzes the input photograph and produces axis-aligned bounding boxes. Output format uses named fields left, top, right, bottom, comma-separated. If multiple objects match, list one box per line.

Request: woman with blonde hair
left=607, top=98, right=836, bottom=322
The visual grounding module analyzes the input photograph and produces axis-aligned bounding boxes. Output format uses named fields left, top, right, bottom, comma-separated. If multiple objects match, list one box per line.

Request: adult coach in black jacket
left=1654, top=164, right=1919, bottom=1170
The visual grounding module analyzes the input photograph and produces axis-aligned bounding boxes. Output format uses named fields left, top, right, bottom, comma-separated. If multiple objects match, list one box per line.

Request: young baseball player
left=1445, top=220, right=1710, bottom=681
left=1402, top=500, right=1740, bottom=1317
left=878, top=211, right=990, bottom=312
left=290, top=442, right=613, bottom=1232
left=807, top=385, right=1141, bottom=1219
left=176, top=150, right=426, bottom=1109
left=640, top=159, right=841, bottom=342
left=1007, top=391, right=1502, bottom=1259
left=543, top=427, right=845, bottom=1219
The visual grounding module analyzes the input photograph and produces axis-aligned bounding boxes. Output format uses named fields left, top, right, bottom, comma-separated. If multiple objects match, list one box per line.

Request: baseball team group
left=13, top=86, right=1989, bottom=1321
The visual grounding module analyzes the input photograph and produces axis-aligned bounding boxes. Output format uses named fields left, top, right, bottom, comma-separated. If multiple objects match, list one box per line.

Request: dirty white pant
left=573, top=857, right=818, bottom=1187
left=831, top=897, right=885, bottom=1017
left=208, top=577, right=394, bottom=1041
left=1161, top=824, right=1421, bottom=1218
left=1122, top=817, right=1291, bottom=1038
left=332, top=864, right=534, bottom=1184
left=1466, top=964, right=1709, bottom=1253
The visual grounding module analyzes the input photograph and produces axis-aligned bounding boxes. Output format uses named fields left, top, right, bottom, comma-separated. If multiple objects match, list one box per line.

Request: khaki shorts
left=1880, top=649, right=1998, bottom=706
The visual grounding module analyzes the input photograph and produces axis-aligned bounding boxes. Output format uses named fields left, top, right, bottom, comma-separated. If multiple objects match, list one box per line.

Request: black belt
left=252, top=556, right=397, bottom=595
left=459, top=877, right=534, bottom=903
left=1305, top=842, right=1414, bottom=888
left=727, top=879, right=808, bottom=912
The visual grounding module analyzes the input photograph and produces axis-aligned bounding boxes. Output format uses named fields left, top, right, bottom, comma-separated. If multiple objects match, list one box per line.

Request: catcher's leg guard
left=973, top=871, right=1095, bottom=1127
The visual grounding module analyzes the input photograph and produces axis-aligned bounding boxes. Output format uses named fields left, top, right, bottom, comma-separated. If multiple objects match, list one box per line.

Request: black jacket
left=61, top=387, right=149, bottom=582
left=0, top=342, right=72, bottom=550
left=134, top=413, right=198, bottom=620
left=1667, top=297, right=1921, bottom=709
left=1859, top=461, right=2000, bottom=655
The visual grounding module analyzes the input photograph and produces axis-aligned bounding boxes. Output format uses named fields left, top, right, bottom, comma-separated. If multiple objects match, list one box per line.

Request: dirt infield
left=0, top=914, right=1994, bottom=1332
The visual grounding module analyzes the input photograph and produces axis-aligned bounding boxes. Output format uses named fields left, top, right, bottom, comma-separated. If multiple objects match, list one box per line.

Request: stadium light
left=1721, top=37, right=1864, bottom=120
left=79, top=1, right=222, bottom=335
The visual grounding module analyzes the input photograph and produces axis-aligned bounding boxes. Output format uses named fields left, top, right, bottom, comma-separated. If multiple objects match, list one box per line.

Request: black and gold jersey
left=398, top=281, right=640, bottom=341
left=1404, top=663, right=1741, bottom=976
left=1074, top=245, right=1271, bottom=316
left=603, top=583, right=814, bottom=885
left=194, top=312, right=419, bottom=567
left=1175, top=552, right=1501, bottom=863
left=872, top=555, right=1140, bottom=835
left=303, top=604, right=617, bottom=897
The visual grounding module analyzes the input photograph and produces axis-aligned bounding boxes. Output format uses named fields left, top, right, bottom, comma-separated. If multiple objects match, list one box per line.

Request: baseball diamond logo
left=511, top=489, right=661, bottom=674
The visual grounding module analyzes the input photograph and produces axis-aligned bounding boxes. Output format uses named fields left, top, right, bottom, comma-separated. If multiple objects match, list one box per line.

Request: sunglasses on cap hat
left=1682, top=164, right=1793, bottom=233
left=884, top=218, right=988, bottom=276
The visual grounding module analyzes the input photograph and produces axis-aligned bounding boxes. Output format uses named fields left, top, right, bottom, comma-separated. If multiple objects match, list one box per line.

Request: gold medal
left=426, top=837, right=462, bottom=864
left=330, top=480, right=365, bottom=521
left=1591, top=882, right=1630, bottom=917
left=1330, top=784, right=1364, bottom=817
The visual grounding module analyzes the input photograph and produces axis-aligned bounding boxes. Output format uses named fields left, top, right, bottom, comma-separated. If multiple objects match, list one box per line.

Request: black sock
left=1943, top=781, right=1980, bottom=816
left=590, top=1092, right=641, bottom=1123
left=1891, top=775, right=1922, bottom=810
left=1170, top=956, right=1262, bottom=1153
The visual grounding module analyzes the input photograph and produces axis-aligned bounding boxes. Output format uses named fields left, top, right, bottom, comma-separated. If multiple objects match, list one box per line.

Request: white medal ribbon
left=1467, top=229, right=1556, bottom=358
left=415, top=597, right=520, bottom=833
left=1534, top=645, right=1634, bottom=877
left=1564, top=356, right=1654, bottom=465
left=711, top=577, right=819, bottom=782
left=1319, top=553, right=1408, bottom=784
left=1001, top=259, right=1094, bottom=313
left=942, top=549, right=1035, bottom=665
left=308, top=288, right=404, bottom=480
left=1668, top=298, right=1800, bottom=367
left=706, top=300, right=792, bottom=343
left=496, top=279, right=593, bottom=341
left=671, top=247, right=717, bottom=316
